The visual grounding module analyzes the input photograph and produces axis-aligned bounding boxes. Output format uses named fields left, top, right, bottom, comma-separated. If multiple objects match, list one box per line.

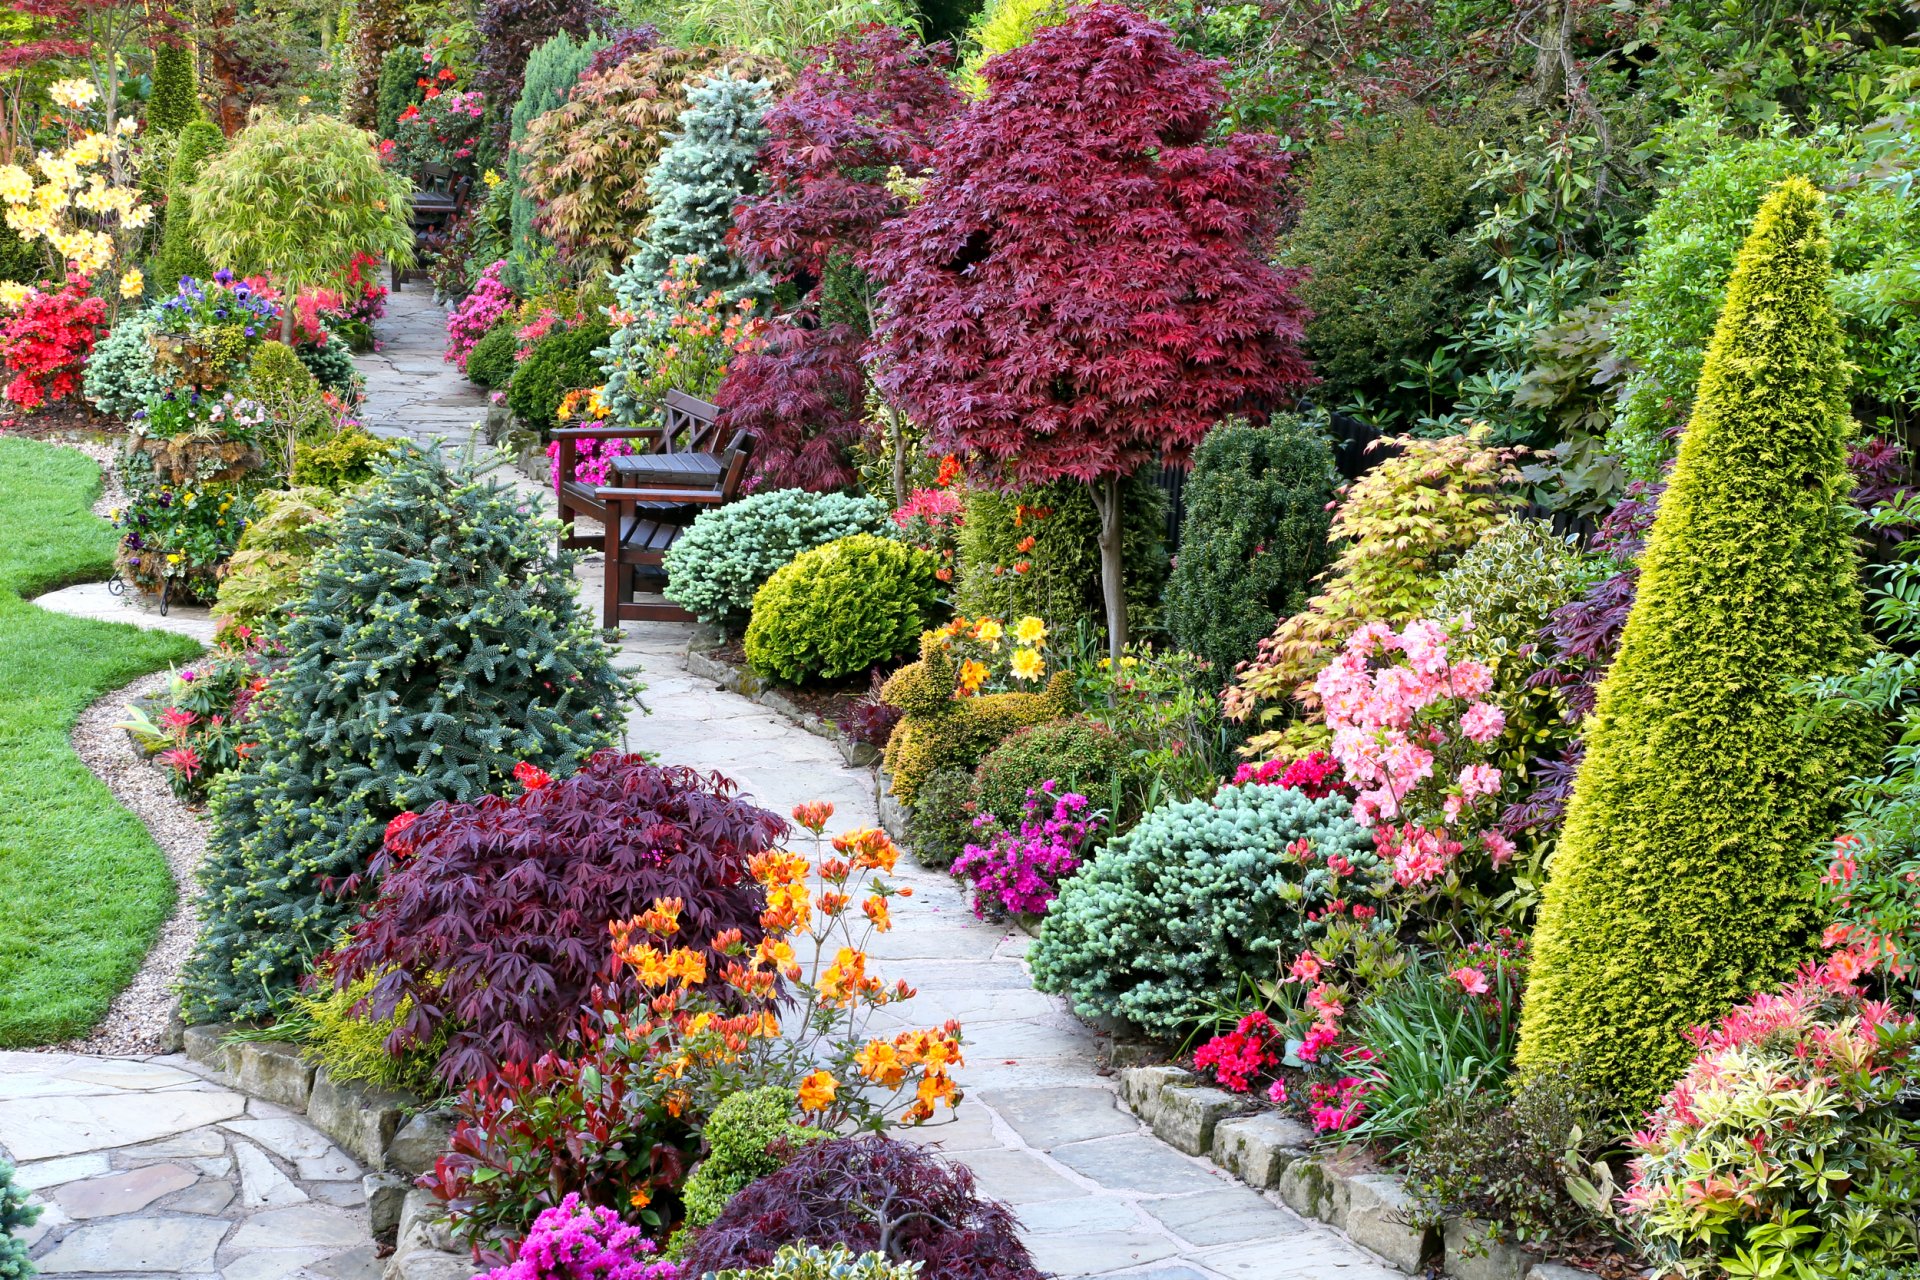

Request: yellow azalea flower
left=797, top=1069, right=838, bottom=1112
left=1009, top=647, right=1044, bottom=682
left=973, top=618, right=1003, bottom=645
left=122, top=202, right=155, bottom=229
left=0, top=165, right=30, bottom=204
left=482, top=168, right=502, bottom=188
left=1012, top=615, right=1047, bottom=647
left=0, top=281, right=28, bottom=310
left=48, top=77, right=99, bottom=111
left=119, top=268, right=143, bottom=299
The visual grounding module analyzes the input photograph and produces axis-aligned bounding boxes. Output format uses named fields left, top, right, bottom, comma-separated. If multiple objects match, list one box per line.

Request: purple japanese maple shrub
left=330, top=752, right=785, bottom=1085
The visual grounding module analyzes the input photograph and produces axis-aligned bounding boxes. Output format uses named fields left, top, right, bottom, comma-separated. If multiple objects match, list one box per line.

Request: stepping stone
left=220, top=1247, right=332, bottom=1280
left=35, top=1216, right=229, bottom=1273
left=60, top=1060, right=202, bottom=1091
left=303, top=1243, right=384, bottom=1280
left=227, top=1205, right=365, bottom=1251
left=55, top=1163, right=200, bottom=1218
left=12, top=1155, right=111, bottom=1192
left=0, top=1092, right=245, bottom=1161
left=220, top=1119, right=343, bottom=1164
left=233, top=1141, right=308, bottom=1209
left=1143, top=1187, right=1306, bottom=1247
left=1026, top=1229, right=1179, bottom=1276
left=122, top=1130, right=227, bottom=1160
left=166, top=1180, right=239, bottom=1215
left=984, top=1086, right=1138, bottom=1151
left=1050, top=1134, right=1229, bottom=1196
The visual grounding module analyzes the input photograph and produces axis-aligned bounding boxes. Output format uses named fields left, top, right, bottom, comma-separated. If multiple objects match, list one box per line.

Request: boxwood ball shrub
left=1031, top=781, right=1376, bottom=1037
left=1517, top=180, right=1875, bottom=1113
left=663, top=489, right=891, bottom=627
left=680, top=1135, right=1043, bottom=1280
left=179, top=455, right=631, bottom=1022
left=333, top=752, right=783, bottom=1084
left=507, top=320, right=611, bottom=434
left=1165, top=414, right=1339, bottom=677
left=907, top=766, right=980, bottom=872
left=464, top=325, right=517, bottom=389
left=744, top=534, right=942, bottom=685
left=971, top=717, right=1123, bottom=825
left=880, top=631, right=1072, bottom=804
left=678, top=1086, right=822, bottom=1239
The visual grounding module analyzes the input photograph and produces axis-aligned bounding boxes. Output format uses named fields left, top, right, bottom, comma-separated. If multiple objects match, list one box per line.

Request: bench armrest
left=597, top=486, right=729, bottom=504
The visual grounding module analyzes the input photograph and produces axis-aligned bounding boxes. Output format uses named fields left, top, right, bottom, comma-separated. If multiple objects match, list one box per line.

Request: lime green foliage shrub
left=1165, top=415, right=1338, bottom=678
left=243, top=340, right=331, bottom=464
left=180, top=455, right=630, bottom=1021
left=293, top=429, right=396, bottom=491
left=0, top=1158, right=39, bottom=1280
left=152, top=121, right=226, bottom=290
left=744, top=534, right=942, bottom=684
left=971, top=717, right=1122, bottom=825
left=664, top=489, right=890, bottom=627
left=148, top=41, right=202, bottom=135
left=1032, top=781, right=1375, bottom=1037
left=291, top=966, right=447, bottom=1097
left=508, top=322, right=610, bottom=433
left=1279, top=115, right=1485, bottom=418
left=707, top=1245, right=919, bottom=1280
left=956, top=476, right=1165, bottom=638
left=960, top=0, right=1068, bottom=93
left=680, top=1087, right=821, bottom=1236
left=211, top=486, right=344, bottom=636
left=464, top=326, right=517, bottom=389
left=907, top=766, right=978, bottom=871
left=881, top=632, right=1072, bottom=804
left=1608, top=112, right=1920, bottom=480
left=1517, top=180, right=1874, bottom=1112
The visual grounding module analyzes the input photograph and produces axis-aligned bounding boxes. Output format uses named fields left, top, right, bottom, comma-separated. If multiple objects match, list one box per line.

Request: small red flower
left=513, top=761, right=553, bottom=790
left=384, top=811, right=420, bottom=854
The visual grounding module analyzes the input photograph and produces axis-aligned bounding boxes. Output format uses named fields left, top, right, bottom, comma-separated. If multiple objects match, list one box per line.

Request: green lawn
left=0, top=436, right=204, bottom=1045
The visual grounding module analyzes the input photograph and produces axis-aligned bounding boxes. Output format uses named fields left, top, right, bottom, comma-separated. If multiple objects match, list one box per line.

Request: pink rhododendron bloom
left=1449, top=966, right=1490, bottom=996
left=1481, top=828, right=1515, bottom=867
left=1287, top=951, right=1323, bottom=983
left=1460, top=701, right=1505, bottom=743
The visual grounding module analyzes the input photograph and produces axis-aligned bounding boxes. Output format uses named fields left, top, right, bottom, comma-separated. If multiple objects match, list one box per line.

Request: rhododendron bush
left=446, top=260, right=514, bottom=370
left=0, top=275, right=106, bottom=409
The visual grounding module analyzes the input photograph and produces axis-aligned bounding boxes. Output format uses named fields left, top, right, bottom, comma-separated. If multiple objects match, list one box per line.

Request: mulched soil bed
left=708, top=637, right=881, bottom=730
left=1, top=404, right=125, bottom=440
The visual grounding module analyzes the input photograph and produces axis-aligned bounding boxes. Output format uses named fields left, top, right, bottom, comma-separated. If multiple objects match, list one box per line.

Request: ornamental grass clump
left=743, top=534, right=942, bottom=684
left=179, top=454, right=630, bottom=1023
left=663, top=489, right=890, bottom=628
left=1516, top=179, right=1875, bottom=1113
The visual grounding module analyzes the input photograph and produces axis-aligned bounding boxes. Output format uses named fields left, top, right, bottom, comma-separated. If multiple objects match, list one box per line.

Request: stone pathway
left=0, top=1052, right=377, bottom=1280
left=357, top=290, right=492, bottom=458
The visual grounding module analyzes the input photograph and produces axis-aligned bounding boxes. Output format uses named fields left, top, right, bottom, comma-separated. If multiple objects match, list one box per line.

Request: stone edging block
left=183, top=1025, right=472, bottom=1280
left=1116, top=1066, right=1589, bottom=1280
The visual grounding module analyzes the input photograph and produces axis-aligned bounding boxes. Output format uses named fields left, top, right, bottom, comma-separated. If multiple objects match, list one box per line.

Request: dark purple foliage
left=843, top=669, right=904, bottom=747
left=476, top=0, right=611, bottom=106
left=331, top=752, right=785, bottom=1085
left=718, top=320, right=868, bottom=493
left=582, top=24, right=659, bottom=79
left=679, top=1136, right=1043, bottom=1280
left=1851, top=436, right=1914, bottom=543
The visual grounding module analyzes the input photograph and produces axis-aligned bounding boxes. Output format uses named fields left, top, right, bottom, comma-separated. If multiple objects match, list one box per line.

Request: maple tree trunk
left=1091, top=473, right=1127, bottom=662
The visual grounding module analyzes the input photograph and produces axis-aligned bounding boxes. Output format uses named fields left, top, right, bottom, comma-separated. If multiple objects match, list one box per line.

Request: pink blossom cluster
left=952, top=785, right=1103, bottom=919
left=1305, top=1075, right=1370, bottom=1133
left=891, top=486, right=963, bottom=529
left=1232, top=749, right=1346, bottom=799
left=1193, top=1010, right=1283, bottom=1093
left=548, top=434, right=634, bottom=487
left=445, top=260, right=513, bottom=370
left=479, top=1194, right=679, bottom=1280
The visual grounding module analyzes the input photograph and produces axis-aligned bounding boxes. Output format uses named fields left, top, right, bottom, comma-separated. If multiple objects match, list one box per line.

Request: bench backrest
left=661, top=389, right=724, bottom=455
left=716, top=430, right=757, bottom=501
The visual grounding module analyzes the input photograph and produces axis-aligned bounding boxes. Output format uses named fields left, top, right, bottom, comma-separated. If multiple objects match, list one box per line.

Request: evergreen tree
left=148, top=40, right=202, bottom=135
left=0, top=1160, right=39, bottom=1280
left=179, top=454, right=632, bottom=1022
left=1516, top=178, right=1873, bottom=1111
left=150, top=121, right=225, bottom=288
left=599, top=71, right=772, bottom=427
left=508, top=31, right=607, bottom=286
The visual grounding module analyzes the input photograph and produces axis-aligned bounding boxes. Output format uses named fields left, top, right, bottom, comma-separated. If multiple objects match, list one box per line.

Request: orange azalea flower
left=917, top=1072, right=959, bottom=1110
left=862, top=896, right=892, bottom=931
left=792, top=800, right=834, bottom=833
left=834, top=828, right=899, bottom=872
left=819, top=891, right=850, bottom=917
left=818, top=947, right=868, bottom=1004
left=856, top=1040, right=907, bottom=1089
left=819, top=856, right=852, bottom=884
left=798, top=1069, right=838, bottom=1112
left=637, top=898, right=684, bottom=937
left=956, top=659, right=988, bottom=696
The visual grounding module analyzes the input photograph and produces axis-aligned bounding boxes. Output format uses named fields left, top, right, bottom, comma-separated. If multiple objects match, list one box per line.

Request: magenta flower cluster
left=478, top=1194, right=679, bottom=1280
left=952, top=784, right=1103, bottom=919
left=445, top=260, right=514, bottom=371
left=549, top=433, right=634, bottom=487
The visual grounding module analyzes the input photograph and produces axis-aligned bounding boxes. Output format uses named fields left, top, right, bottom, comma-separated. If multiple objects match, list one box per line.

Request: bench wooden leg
left=602, top=503, right=622, bottom=629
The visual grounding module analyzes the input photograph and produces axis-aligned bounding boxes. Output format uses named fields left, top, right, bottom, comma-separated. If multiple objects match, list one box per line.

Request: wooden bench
left=598, top=429, right=757, bottom=626
left=555, top=389, right=727, bottom=551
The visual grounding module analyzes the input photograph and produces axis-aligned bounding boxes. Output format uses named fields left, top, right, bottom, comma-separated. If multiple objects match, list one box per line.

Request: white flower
left=48, top=78, right=99, bottom=111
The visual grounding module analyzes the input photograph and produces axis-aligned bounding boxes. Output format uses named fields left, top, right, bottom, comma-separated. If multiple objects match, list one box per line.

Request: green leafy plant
left=1071, top=643, right=1231, bottom=811
left=179, top=454, right=630, bottom=1022
left=704, top=1245, right=920, bottom=1280
left=507, top=30, right=609, bottom=282
left=664, top=489, right=891, bottom=627
left=744, top=534, right=942, bottom=684
left=148, top=40, right=202, bottom=135
left=1031, top=780, right=1376, bottom=1037
left=1517, top=180, right=1875, bottom=1113
left=679, top=1086, right=822, bottom=1238
left=1165, top=414, right=1338, bottom=679
left=288, top=964, right=449, bottom=1098
left=507, top=320, right=611, bottom=433
left=211, top=485, right=345, bottom=637
left=292, top=428, right=396, bottom=491
left=906, top=766, right=979, bottom=871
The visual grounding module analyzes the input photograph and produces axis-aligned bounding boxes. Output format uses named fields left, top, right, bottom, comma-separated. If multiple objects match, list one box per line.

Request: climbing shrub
left=663, top=489, right=891, bottom=627
left=508, top=321, right=610, bottom=433
left=679, top=1087, right=822, bottom=1236
left=1031, top=781, right=1376, bottom=1037
left=1165, top=414, right=1339, bottom=677
left=179, top=455, right=630, bottom=1022
left=744, top=534, right=942, bottom=684
left=1516, top=180, right=1875, bottom=1112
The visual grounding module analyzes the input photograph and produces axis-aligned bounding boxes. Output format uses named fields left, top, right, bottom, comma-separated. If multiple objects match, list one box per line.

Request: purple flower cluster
left=478, top=1195, right=678, bottom=1280
left=952, top=784, right=1104, bottom=920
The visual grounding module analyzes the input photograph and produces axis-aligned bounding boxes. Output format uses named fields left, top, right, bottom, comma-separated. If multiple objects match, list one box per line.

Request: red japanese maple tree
left=870, top=3, right=1314, bottom=653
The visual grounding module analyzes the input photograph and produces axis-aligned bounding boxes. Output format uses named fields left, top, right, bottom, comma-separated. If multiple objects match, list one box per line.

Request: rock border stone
left=684, top=642, right=881, bottom=768
left=183, top=1026, right=470, bottom=1280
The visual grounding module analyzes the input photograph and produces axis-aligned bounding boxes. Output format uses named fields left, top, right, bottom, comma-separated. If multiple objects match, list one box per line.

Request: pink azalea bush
left=952, top=784, right=1104, bottom=920
left=478, top=1194, right=679, bottom=1280
left=547, top=434, right=633, bottom=488
left=445, top=260, right=513, bottom=369
left=1193, top=1010, right=1284, bottom=1093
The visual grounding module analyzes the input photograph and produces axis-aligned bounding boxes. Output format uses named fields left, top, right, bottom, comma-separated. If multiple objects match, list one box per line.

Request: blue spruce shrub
left=0, top=1161, right=37, bottom=1280
left=1032, top=782, right=1375, bottom=1038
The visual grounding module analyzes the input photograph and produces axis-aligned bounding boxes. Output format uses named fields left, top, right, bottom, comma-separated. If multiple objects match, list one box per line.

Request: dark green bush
left=957, top=475, right=1166, bottom=638
left=296, top=335, right=363, bottom=401
left=151, top=121, right=225, bottom=289
left=464, top=325, right=517, bottom=389
left=971, top=717, right=1123, bottom=826
left=908, top=767, right=980, bottom=872
left=508, top=321, right=610, bottom=433
left=376, top=47, right=421, bottom=139
left=744, top=534, right=942, bottom=685
left=1279, top=115, right=1486, bottom=417
left=148, top=40, right=202, bottom=135
left=179, top=453, right=630, bottom=1022
left=1165, top=414, right=1338, bottom=677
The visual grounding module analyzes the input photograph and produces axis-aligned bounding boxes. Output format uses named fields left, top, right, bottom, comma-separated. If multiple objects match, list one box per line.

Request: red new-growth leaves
left=732, top=23, right=961, bottom=281
left=332, top=751, right=786, bottom=1086
left=870, top=3, right=1314, bottom=486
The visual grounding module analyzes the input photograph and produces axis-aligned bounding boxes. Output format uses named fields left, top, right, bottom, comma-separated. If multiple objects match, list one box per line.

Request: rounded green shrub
left=1517, top=180, right=1876, bottom=1114
left=508, top=321, right=610, bottom=433
left=908, top=766, right=980, bottom=871
left=880, top=631, right=1072, bottom=804
left=1031, top=781, right=1376, bottom=1037
left=180, top=453, right=631, bottom=1022
left=679, top=1086, right=821, bottom=1237
left=971, top=717, right=1123, bottom=825
left=464, top=325, right=517, bottom=389
left=744, top=534, right=942, bottom=685
left=297, top=334, right=364, bottom=401
left=664, top=489, right=892, bottom=628
left=1165, top=414, right=1339, bottom=677
left=293, top=429, right=397, bottom=491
